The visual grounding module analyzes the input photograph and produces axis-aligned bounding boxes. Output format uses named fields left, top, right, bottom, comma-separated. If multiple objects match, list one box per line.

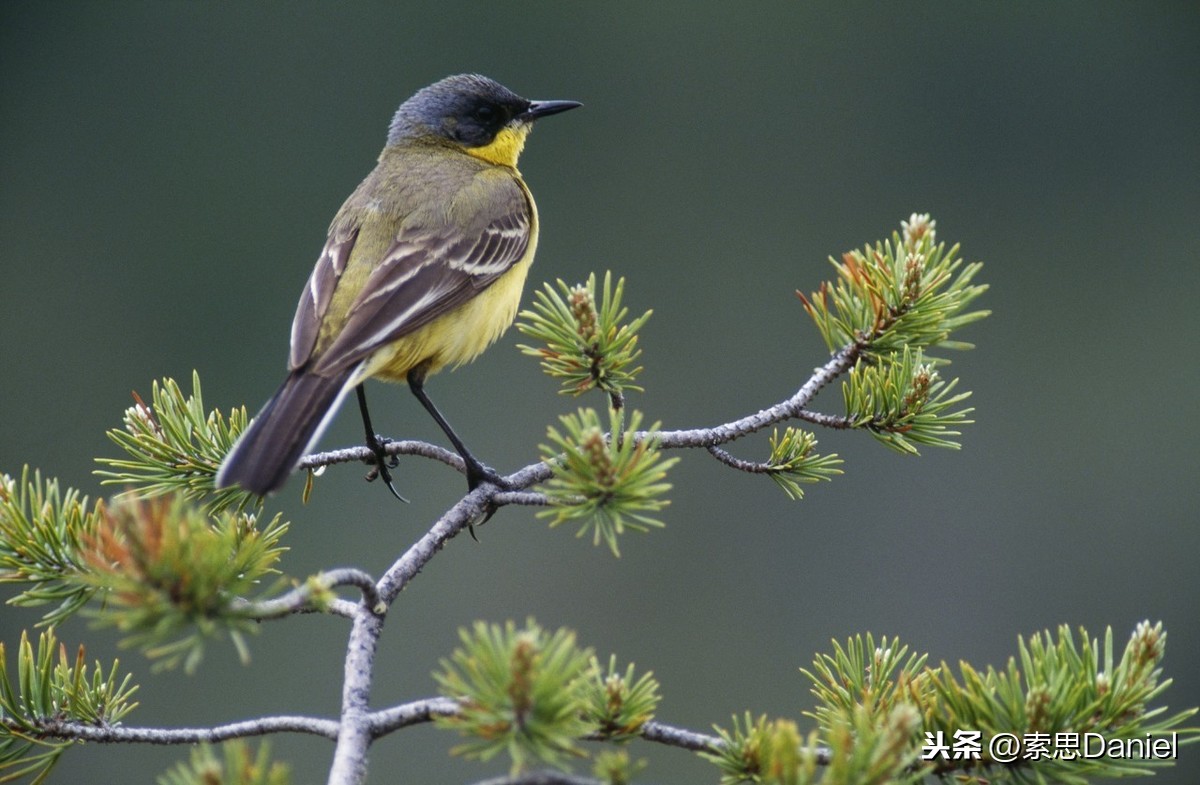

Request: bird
left=215, top=74, right=581, bottom=499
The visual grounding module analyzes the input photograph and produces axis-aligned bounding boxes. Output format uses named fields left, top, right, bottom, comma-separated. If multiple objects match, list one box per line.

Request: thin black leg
left=356, top=384, right=408, bottom=502
left=406, top=366, right=505, bottom=492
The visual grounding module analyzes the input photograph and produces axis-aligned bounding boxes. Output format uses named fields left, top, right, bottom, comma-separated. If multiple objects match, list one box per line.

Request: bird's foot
left=465, top=459, right=511, bottom=492
left=462, top=459, right=512, bottom=536
left=363, top=434, right=408, bottom=503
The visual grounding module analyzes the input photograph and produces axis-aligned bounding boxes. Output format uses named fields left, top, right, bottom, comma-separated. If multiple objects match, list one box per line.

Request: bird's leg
left=406, top=365, right=508, bottom=492
left=355, top=384, right=408, bottom=502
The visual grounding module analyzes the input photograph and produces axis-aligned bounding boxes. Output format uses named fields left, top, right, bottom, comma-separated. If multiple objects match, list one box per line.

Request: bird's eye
left=474, top=105, right=496, bottom=122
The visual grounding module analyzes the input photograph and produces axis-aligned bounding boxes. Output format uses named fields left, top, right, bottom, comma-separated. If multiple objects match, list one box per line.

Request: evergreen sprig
left=801, top=633, right=933, bottom=734
left=704, top=709, right=921, bottom=785
left=819, top=704, right=925, bottom=785
left=765, top=429, right=844, bottom=500
left=157, top=741, right=290, bottom=785
left=0, top=628, right=139, bottom=784
left=580, top=655, right=661, bottom=741
left=925, top=622, right=1197, bottom=782
left=77, top=494, right=288, bottom=672
left=95, top=372, right=256, bottom=515
left=538, top=408, right=678, bottom=556
left=0, top=467, right=102, bottom=625
left=797, top=624, right=1197, bottom=784
left=842, top=346, right=975, bottom=454
left=797, top=214, right=990, bottom=361
left=517, top=271, right=652, bottom=404
left=432, top=619, right=595, bottom=775
left=591, top=748, right=646, bottom=785
left=701, top=712, right=771, bottom=784
left=704, top=713, right=828, bottom=785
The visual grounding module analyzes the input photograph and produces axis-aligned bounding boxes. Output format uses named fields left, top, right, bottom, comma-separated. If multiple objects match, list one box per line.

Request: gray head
left=387, top=74, right=581, bottom=149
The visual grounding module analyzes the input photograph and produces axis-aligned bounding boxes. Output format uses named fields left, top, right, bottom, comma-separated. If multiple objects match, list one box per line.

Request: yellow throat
left=463, top=123, right=532, bottom=168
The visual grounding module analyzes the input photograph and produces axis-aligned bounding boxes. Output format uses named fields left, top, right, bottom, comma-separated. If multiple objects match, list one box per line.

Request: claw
left=356, top=384, right=408, bottom=503
left=463, top=459, right=507, bottom=530
left=365, top=433, right=408, bottom=503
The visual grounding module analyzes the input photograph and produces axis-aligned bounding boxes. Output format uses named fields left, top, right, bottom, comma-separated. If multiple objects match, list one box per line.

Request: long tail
left=215, top=369, right=354, bottom=495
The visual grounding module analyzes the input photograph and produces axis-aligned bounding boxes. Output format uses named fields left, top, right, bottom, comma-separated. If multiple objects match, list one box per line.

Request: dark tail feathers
left=215, top=370, right=352, bottom=496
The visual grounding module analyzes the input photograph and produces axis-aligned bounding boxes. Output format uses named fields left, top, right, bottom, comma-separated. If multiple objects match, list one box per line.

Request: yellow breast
left=361, top=186, right=539, bottom=383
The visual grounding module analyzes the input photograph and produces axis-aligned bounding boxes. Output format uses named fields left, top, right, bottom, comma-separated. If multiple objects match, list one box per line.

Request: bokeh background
left=2, top=3, right=1197, bottom=783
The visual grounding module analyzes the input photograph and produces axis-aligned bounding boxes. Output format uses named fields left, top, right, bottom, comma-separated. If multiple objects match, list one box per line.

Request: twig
left=639, top=719, right=831, bottom=764
left=375, top=489, right=494, bottom=605
left=235, top=568, right=381, bottom=620
left=793, top=409, right=855, bottom=429
left=492, top=490, right=551, bottom=507
left=299, top=440, right=463, bottom=473
left=638, top=720, right=722, bottom=753
left=705, top=445, right=772, bottom=473
left=368, top=696, right=459, bottom=737
left=650, top=343, right=861, bottom=450
left=32, top=715, right=340, bottom=744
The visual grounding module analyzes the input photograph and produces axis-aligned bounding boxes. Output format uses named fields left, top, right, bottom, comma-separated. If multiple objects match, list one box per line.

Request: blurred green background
left=2, top=3, right=1197, bottom=783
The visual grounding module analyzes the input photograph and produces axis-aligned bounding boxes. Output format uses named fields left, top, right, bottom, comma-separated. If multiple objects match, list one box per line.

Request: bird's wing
left=305, top=185, right=532, bottom=376
left=289, top=224, right=360, bottom=370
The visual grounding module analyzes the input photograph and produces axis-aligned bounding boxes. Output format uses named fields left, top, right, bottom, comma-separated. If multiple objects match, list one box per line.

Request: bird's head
left=387, top=74, right=581, bottom=167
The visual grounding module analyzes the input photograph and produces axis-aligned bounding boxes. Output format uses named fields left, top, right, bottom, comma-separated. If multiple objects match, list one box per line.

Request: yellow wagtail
left=215, top=74, right=581, bottom=498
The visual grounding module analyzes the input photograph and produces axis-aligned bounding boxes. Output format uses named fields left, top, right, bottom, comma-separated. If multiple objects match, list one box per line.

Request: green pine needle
left=793, top=624, right=1198, bottom=784
left=0, top=467, right=102, bottom=625
left=924, top=622, right=1197, bottom=782
left=842, top=346, right=975, bottom=454
left=432, top=619, right=594, bottom=775
left=538, top=408, right=677, bottom=556
left=75, top=494, right=288, bottom=673
left=704, top=713, right=842, bottom=785
left=592, top=748, right=647, bottom=785
left=0, top=628, right=139, bottom=784
left=517, top=271, right=652, bottom=399
left=766, top=428, right=844, bottom=500
left=95, top=371, right=257, bottom=515
left=801, top=634, right=933, bottom=734
left=580, top=654, right=661, bottom=741
left=820, top=704, right=926, bottom=785
left=157, top=741, right=290, bottom=785
left=797, top=214, right=989, bottom=363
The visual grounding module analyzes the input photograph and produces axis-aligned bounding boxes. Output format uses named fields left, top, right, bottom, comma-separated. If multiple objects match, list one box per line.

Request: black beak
left=520, top=99, right=583, bottom=121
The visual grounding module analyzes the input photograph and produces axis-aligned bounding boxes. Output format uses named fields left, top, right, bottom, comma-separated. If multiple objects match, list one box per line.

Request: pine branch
left=516, top=271, right=651, bottom=400
left=29, top=714, right=341, bottom=744
left=77, top=495, right=290, bottom=673
left=706, top=429, right=843, bottom=500
left=296, top=439, right=463, bottom=475
left=0, top=467, right=102, bottom=625
left=637, top=720, right=724, bottom=754
left=95, top=372, right=255, bottom=515
left=233, top=568, right=380, bottom=620
left=367, top=697, right=459, bottom=737
left=0, top=628, right=140, bottom=782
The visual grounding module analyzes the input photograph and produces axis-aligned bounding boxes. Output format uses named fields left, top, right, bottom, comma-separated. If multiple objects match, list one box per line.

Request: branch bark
left=31, top=714, right=340, bottom=744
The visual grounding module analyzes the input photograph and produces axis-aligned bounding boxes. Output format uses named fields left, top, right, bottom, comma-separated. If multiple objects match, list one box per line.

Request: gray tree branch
left=31, top=715, right=340, bottom=744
